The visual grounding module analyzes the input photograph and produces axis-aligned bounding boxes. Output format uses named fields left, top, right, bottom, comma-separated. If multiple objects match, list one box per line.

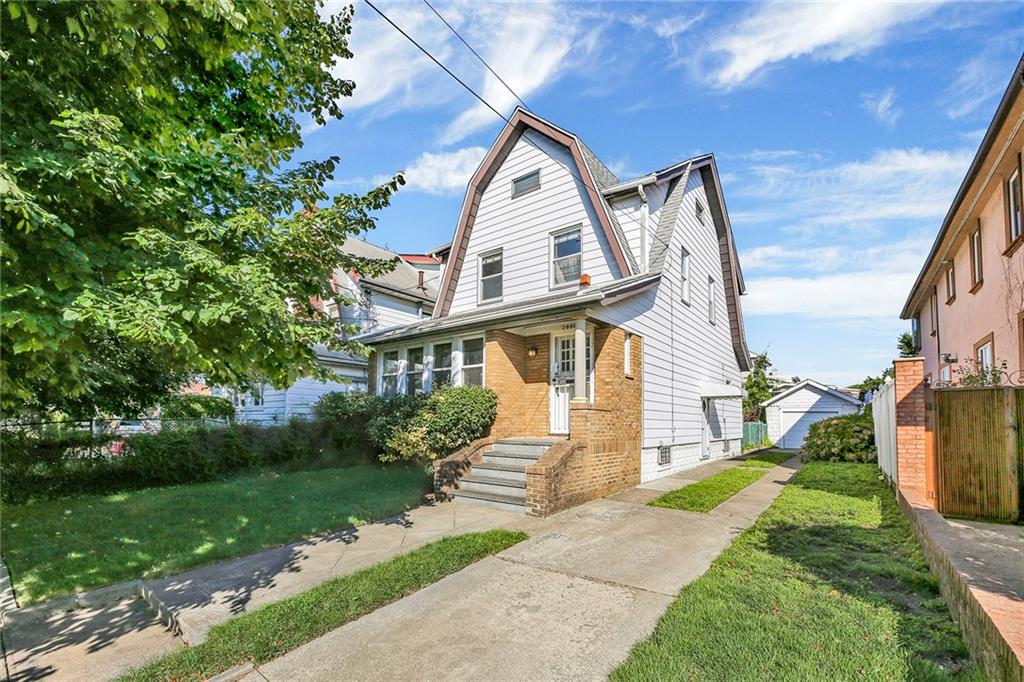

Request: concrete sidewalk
left=2, top=502, right=533, bottom=682
left=250, top=458, right=800, bottom=682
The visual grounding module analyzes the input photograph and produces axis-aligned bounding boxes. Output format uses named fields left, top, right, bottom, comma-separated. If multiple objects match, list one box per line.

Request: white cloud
left=943, top=54, right=1006, bottom=120
left=706, top=2, right=943, bottom=90
left=736, top=146, right=972, bottom=234
left=381, top=146, right=487, bottom=196
left=744, top=271, right=912, bottom=319
left=652, top=11, right=707, bottom=39
left=861, top=86, right=901, bottom=127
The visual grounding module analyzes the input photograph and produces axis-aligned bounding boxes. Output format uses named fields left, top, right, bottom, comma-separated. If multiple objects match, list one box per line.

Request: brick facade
left=894, top=357, right=927, bottom=492
left=484, top=330, right=550, bottom=439
left=524, top=327, right=643, bottom=515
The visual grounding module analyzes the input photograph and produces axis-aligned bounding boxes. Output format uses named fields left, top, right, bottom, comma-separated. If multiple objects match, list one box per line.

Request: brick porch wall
left=484, top=330, right=550, bottom=439
left=525, top=327, right=643, bottom=515
left=894, top=357, right=926, bottom=491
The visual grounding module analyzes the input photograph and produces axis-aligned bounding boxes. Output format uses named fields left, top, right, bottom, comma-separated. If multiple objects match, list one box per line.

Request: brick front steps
left=452, top=439, right=559, bottom=513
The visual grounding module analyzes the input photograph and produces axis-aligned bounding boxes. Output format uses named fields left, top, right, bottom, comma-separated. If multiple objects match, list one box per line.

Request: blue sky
left=296, top=1, right=1024, bottom=386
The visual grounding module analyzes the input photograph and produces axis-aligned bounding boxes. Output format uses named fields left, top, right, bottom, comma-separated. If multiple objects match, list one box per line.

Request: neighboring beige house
left=358, top=108, right=750, bottom=514
left=901, top=55, right=1024, bottom=385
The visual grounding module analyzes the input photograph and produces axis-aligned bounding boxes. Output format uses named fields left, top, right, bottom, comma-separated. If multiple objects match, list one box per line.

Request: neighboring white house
left=762, top=379, right=862, bottom=448
left=359, top=108, right=751, bottom=493
left=219, top=237, right=438, bottom=425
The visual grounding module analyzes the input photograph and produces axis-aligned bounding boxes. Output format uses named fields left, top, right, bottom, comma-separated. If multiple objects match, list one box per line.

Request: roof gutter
left=900, top=53, right=1024, bottom=319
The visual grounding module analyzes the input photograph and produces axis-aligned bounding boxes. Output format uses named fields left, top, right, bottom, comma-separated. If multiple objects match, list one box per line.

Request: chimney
left=418, top=271, right=425, bottom=290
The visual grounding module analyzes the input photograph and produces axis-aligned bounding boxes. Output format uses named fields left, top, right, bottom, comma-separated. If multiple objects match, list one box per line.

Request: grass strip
left=121, top=529, right=527, bottom=681
left=614, top=463, right=980, bottom=681
left=650, top=466, right=768, bottom=512
left=2, top=464, right=430, bottom=604
left=739, top=450, right=794, bottom=468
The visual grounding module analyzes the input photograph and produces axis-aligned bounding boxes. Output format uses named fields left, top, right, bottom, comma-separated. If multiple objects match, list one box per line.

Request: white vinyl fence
left=870, top=380, right=897, bottom=484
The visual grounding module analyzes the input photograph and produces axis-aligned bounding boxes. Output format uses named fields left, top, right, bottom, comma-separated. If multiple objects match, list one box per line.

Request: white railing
left=870, top=379, right=897, bottom=484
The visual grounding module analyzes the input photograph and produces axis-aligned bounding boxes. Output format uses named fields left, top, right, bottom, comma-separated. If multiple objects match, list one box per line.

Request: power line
left=362, top=0, right=510, bottom=127
left=421, top=0, right=528, bottom=110
left=362, top=0, right=684, bottom=267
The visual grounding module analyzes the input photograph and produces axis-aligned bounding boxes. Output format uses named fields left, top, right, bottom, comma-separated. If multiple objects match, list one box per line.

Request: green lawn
left=650, top=466, right=768, bottom=512
left=2, top=464, right=430, bottom=604
left=614, top=463, right=981, bottom=681
left=739, top=449, right=795, bottom=468
left=120, top=529, right=526, bottom=681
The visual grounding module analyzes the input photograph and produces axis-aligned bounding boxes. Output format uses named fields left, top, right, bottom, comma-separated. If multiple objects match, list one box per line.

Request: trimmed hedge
left=314, top=386, right=497, bottom=463
left=1, top=419, right=369, bottom=504
left=801, top=412, right=876, bottom=463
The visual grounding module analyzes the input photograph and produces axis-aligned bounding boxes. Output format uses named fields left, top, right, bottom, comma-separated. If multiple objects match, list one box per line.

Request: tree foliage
left=897, top=332, right=919, bottom=358
left=742, top=352, right=772, bottom=422
left=1, top=0, right=401, bottom=414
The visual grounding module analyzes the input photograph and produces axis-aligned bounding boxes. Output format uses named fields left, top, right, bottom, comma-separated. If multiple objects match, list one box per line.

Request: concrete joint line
left=493, top=555, right=677, bottom=598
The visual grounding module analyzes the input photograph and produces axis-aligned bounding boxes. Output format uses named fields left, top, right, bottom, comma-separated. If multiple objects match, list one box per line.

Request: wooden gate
left=934, top=387, right=1022, bottom=522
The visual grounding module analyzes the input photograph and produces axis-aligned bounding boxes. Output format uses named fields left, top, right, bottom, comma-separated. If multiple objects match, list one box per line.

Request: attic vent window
left=512, top=170, right=541, bottom=198
left=658, top=445, right=671, bottom=466
left=695, top=199, right=705, bottom=225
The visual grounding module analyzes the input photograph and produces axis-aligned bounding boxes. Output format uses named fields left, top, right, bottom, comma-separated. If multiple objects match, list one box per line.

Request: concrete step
left=490, top=441, right=553, bottom=458
left=452, top=489, right=525, bottom=513
left=459, top=475, right=526, bottom=499
left=471, top=461, right=527, bottom=482
left=482, top=452, right=542, bottom=467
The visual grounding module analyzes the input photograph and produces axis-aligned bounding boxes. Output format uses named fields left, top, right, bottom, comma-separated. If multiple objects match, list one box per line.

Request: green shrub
left=366, top=394, right=424, bottom=461
left=160, top=394, right=235, bottom=420
left=314, top=391, right=382, bottom=422
left=801, top=412, right=876, bottom=463
left=384, top=386, right=498, bottom=462
left=0, top=418, right=373, bottom=504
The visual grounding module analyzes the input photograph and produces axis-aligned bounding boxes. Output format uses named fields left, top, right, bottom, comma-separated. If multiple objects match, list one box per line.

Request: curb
left=2, top=579, right=142, bottom=627
left=208, top=662, right=255, bottom=682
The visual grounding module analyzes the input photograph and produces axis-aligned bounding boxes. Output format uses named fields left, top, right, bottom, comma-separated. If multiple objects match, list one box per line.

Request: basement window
left=658, top=445, right=671, bottom=466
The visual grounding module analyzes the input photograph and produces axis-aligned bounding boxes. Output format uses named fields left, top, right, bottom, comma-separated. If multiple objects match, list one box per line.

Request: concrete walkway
left=2, top=503, right=532, bottom=682
left=250, top=458, right=799, bottom=681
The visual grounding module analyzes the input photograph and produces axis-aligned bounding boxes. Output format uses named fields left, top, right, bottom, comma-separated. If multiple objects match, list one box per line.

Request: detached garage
left=762, top=380, right=862, bottom=449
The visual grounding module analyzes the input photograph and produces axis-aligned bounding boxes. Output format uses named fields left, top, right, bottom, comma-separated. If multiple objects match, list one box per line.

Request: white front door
left=550, top=334, right=575, bottom=434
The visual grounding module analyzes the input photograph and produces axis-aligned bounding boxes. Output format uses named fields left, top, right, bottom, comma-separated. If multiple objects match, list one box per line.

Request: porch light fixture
left=528, top=347, right=538, bottom=358
left=940, top=353, right=958, bottom=364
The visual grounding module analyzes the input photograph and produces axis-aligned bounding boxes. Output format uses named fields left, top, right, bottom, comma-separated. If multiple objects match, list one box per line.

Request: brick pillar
left=894, top=357, right=926, bottom=492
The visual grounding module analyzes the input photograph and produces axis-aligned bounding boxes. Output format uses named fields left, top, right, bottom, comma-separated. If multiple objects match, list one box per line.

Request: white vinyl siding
left=595, top=170, right=742, bottom=480
left=448, top=130, right=620, bottom=314
left=223, top=361, right=367, bottom=425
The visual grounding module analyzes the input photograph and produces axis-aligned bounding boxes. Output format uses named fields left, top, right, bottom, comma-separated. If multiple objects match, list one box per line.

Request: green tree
left=897, top=332, right=919, bottom=358
left=742, top=353, right=772, bottom=422
left=1, top=1, right=402, bottom=414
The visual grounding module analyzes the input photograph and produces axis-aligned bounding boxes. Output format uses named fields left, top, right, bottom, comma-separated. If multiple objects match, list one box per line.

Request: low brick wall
left=897, top=485, right=1024, bottom=682
left=432, top=437, right=495, bottom=501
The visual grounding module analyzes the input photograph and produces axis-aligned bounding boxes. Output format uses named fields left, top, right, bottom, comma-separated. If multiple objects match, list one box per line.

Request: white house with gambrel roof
left=359, top=109, right=750, bottom=513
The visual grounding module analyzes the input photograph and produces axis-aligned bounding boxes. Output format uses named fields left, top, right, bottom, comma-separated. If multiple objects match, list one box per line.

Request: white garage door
left=780, top=410, right=838, bottom=448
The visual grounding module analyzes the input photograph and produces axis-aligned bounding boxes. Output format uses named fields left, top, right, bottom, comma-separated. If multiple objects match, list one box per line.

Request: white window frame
left=380, top=349, right=400, bottom=396
left=405, top=346, right=424, bottom=396
left=550, top=225, right=582, bottom=290
left=945, top=263, right=955, bottom=302
left=707, top=276, right=716, bottom=325
left=478, top=249, right=503, bottom=304
left=431, top=341, right=453, bottom=390
left=680, top=247, right=691, bottom=304
left=695, top=199, right=705, bottom=225
left=1010, top=169, right=1022, bottom=243
left=940, top=365, right=951, bottom=383
left=970, top=225, right=983, bottom=287
left=976, top=340, right=994, bottom=369
left=511, top=169, right=541, bottom=198
left=459, top=336, right=485, bottom=386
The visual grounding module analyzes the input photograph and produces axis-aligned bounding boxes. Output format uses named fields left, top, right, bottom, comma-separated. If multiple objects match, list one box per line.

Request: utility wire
left=421, top=0, right=529, bottom=110
left=363, top=0, right=687, bottom=267
left=362, top=0, right=511, bottom=127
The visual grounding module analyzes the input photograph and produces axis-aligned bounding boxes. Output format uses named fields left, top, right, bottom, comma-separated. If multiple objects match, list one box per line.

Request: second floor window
left=707, top=276, right=716, bottom=325
left=480, top=250, right=503, bottom=302
left=406, top=347, right=424, bottom=395
left=680, top=248, right=691, bottom=304
left=1009, top=169, right=1022, bottom=244
left=970, top=223, right=983, bottom=289
left=551, top=227, right=581, bottom=287
left=382, top=350, right=400, bottom=396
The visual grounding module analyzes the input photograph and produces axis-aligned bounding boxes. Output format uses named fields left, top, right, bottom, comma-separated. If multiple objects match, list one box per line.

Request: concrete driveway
left=251, top=458, right=799, bottom=681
